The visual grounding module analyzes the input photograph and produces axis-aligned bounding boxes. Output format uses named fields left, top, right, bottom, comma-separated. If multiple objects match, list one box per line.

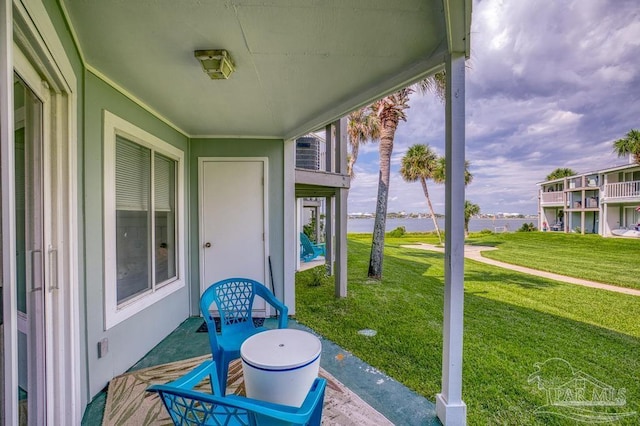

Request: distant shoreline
left=347, top=216, right=538, bottom=220
left=346, top=217, right=537, bottom=233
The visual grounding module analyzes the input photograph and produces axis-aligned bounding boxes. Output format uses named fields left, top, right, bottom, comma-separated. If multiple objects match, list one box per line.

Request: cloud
left=348, top=0, right=639, bottom=215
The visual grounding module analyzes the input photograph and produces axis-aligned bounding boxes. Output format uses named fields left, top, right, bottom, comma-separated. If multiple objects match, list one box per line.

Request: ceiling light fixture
left=194, top=49, right=235, bottom=80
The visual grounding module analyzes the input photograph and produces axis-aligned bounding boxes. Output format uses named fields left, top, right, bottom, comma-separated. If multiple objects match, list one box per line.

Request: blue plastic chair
left=299, top=233, right=325, bottom=262
left=148, top=360, right=326, bottom=426
left=200, top=278, right=288, bottom=395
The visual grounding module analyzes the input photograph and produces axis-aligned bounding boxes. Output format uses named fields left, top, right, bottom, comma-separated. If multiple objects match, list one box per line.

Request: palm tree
left=368, top=89, right=411, bottom=279
left=400, top=144, right=442, bottom=244
left=429, top=157, right=473, bottom=238
left=464, top=201, right=480, bottom=237
left=347, top=108, right=380, bottom=178
left=613, top=129, right=640, bottom=164
left=546, top=167, right=576, bottom=181
left=367, top=74, right=446, bottom=280
left=432, top=157, right=473, bottom=186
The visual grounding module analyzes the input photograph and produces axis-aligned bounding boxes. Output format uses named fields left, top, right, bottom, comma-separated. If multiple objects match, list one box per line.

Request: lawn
left=295, top=235, right=640, bottom=425
left=465, top=232, right=640, bottom=290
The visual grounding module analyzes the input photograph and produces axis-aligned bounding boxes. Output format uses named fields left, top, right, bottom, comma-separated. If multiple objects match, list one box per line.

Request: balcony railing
left=603, top=181, right=640, bottom=199
left=540, top=192, right=564, bottom=204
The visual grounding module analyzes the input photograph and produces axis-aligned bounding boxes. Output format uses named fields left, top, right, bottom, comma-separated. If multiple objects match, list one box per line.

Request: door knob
left=204, top=242, right=211, bottom=248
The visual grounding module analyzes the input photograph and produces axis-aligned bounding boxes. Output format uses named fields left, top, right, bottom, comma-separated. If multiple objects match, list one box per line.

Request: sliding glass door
left=14, top=74, right=46, bottom=426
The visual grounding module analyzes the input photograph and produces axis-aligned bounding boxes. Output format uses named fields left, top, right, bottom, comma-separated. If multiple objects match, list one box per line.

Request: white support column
left=325, top=196, right=334, bottom=275
left=601, top=174, right=607, bottom=236
left=283, top=139, right=297, bottom=313
left=334, top=118, right=348, bottom=297
left=436, top=52, right=467, bottom=426
left=335, top=191, right=347, bottom=297
left=324, top=123, right=335, bottom=276
left=314, top=205, right=320, bottom=244
left=325, top=124, right=333, bottom=173
left=295, top=196, right=303, bottom=271
left=537, top=190, right=542, bottom=230
left=563, top=180, right=568, bottom=233
left=1, top=1, right=18, bottom=424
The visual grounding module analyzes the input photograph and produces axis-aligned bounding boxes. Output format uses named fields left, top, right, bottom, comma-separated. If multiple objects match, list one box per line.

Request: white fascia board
left=444, top=0, right=472, bottom=56
left=596, top=163, right=640, bottom=175
left=538, top=163, right=640, bottom=185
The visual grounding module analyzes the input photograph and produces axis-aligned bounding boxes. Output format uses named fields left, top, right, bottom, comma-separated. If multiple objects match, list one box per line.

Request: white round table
left=240, top=328, right=322, bottom=407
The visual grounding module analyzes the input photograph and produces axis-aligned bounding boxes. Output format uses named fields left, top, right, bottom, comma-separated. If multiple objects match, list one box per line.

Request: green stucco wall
left=189, top=139, right=285, bottom=314
left=83, top=71, right=190, bottom=397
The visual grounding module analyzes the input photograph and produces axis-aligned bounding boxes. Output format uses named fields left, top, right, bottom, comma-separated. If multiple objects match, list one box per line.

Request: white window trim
left=103, top=110, right=185, bottom=329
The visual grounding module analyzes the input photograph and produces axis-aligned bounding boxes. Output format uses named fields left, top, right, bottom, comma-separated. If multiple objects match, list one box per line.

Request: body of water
left=347, top=217, right=536, bottom=233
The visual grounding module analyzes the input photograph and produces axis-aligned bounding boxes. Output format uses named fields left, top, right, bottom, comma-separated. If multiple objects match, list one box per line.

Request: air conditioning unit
left=295, top=137, right=320, bottom=170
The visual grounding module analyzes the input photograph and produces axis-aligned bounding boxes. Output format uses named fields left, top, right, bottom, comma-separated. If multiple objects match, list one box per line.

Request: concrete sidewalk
left=402, top=243, right=640, bottom=297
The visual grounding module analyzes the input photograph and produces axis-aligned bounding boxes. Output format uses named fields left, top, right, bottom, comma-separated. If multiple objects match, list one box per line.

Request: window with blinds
left=103, top=110, right=184, bottom=328
left=115, top=136, right=177, bottom=304
left=116, top=136, right=150, bottom=210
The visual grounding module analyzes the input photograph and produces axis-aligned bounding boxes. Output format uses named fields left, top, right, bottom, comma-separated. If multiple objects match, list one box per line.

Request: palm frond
left=432, top=157, right=473, bottom=184
left=545, top=168, right=576, bottom=181
left=400, top=144, right=438, bottom=182
left=413, top=72, right=446, bottom=102
left=347, top=107, right=381, bottom=178
left=613, top=129, right=640, bottom=164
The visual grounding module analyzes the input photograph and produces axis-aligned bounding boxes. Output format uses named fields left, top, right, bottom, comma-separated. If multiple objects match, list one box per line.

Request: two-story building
left=538, top=162, right=640, bottom=236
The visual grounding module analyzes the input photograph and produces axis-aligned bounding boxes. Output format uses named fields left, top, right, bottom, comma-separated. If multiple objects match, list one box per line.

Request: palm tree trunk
left=347, top=141, right=359, bottom=177
left=420, top=177, right=442, bottom=244
left=368, top=122, right=396, bottom=279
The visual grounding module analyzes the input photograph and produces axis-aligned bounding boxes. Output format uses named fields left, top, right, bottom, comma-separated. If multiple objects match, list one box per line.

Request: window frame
left=103, top=110, right=185, bottom=329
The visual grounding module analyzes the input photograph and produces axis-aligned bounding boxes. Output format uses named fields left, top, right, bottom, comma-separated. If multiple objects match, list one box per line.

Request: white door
left=199, top=159, right=268, bottom=314
left=14, top=74, right=46, bottom=426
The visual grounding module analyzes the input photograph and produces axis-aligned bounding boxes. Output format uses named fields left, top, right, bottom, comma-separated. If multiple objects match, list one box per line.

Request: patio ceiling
left=61, top=0, right=470, bottom=139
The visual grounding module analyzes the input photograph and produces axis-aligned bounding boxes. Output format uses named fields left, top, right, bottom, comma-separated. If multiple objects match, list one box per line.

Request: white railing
left=603, top=181, right=640, bottom=199
left=540, top=192, right=564, bottom=204
left=319, top=142, right=327, bottom=171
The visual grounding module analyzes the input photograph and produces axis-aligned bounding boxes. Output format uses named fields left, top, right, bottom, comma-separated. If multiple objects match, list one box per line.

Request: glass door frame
left=2, top=0, right=81, bottom=424
left=1, top=2, right=17, bottom=424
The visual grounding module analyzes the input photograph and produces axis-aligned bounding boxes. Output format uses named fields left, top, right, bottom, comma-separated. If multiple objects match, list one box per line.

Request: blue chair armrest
left=157, top=359, right=222, bottom=395
left=254, top=285, right=289, bottom=329
left=225, top=378, right=326, bottom=423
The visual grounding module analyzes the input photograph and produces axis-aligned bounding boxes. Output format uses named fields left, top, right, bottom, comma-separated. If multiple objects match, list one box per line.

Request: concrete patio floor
left=298, top=256, right=326, bottom=271
left=82, top=317, right=440, bottom=425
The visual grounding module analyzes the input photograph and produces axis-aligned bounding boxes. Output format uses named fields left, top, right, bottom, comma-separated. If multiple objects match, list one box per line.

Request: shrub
left=517, top=222, right=537, bottom=232
left=309, top=266, right=329, bottom=287
left=387, top=226, right=406, bottom=237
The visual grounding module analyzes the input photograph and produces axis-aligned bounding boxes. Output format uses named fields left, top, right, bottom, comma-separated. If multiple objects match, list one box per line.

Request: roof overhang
left=61, top=0, right=471, bottom=139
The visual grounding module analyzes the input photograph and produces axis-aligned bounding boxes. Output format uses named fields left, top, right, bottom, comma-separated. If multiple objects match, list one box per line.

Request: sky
left=347, top=0, right=640, bottom=216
